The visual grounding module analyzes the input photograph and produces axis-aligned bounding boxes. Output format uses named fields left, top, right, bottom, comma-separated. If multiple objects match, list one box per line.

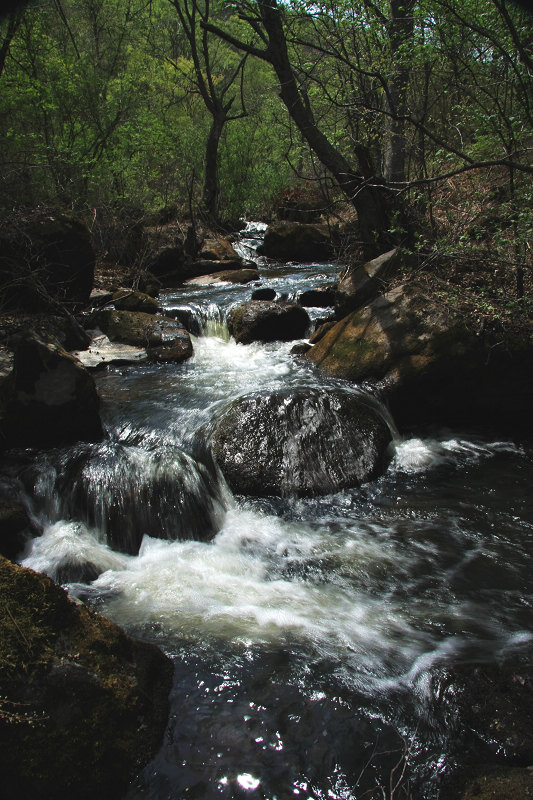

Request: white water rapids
left=17, top=225, right=533, bottom=798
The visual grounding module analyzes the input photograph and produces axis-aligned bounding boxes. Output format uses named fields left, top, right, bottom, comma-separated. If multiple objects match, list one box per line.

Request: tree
left=168, top=0, right=249, bottom=223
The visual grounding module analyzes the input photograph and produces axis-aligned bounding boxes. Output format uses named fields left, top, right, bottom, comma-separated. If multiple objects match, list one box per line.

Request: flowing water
left=16, top=223, right=533, bottom=798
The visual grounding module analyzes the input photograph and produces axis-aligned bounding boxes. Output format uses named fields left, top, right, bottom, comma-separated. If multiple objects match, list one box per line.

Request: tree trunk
left=259, top=0, right=396, bottom=257
left=201, top=113, right=224, bottom=223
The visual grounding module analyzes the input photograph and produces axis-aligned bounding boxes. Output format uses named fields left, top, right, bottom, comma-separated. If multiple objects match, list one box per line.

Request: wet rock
left=149, top=333, right=193, bottom=363
left=0, top=500, right=35, bottom=559
left=93, top=309, right=193, bottom=357
left=251, top=287, right=277, bottom=301
left=164, top=307, right=203, bottom=336
left=209, top=388, right=392, bottom=496
left=0, top=211, right=95, bottom=310
left=0, top=333, right=103, bottom=450
left=112, top=288, right=160, bottom=313
left=335, top=248, right=402, bottom=318
left=297, top=287, right=336, bottom=308
left=442, top=659, right=533, bottom=766
left=290, top=342, right=312, bottom=356
left=305, top=280, right=533, bottom=433
left=0, top=556, right=173, bottom=800
left=257, top=222, right=333, bottom=262
left=228, top=301, right=310, bottom=345
left=56, top=442, right=225, bottom=554
left=184, top=268, right=259, bottom=286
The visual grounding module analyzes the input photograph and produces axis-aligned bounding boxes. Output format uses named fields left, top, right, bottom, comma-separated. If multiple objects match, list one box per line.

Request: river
left=19, top=223, right=533, bottom=798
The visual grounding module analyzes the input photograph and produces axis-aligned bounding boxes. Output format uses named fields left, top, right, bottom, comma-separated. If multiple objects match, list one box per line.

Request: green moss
left=0, top=557, right=173, bottom=800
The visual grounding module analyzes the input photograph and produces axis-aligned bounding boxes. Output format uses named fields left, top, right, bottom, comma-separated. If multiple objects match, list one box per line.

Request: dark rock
left=7, top=314, right=91, bottom=352
left=298, top=287, right=336, bottom=307
left=112, top=288, right=160, bottom=313
left=441, top=658, right=533, bottom=767
left=164, top=307, right=203, bottom=336
left=145, top=244, right=186, bottom=278
left=0, top=333, right=103, bottom=450
left=257, top=223, right=333, bottom=262
left=137, top=271, right=161, bottom=298
left=88, top=288, right=114, bottom=308
left=93, top=309, right=193, bottom=357
left=290, top=342, right=312, bottom=356
left=228, top=301, right=310, bottom=344
left=446, top=767, right=533, bottom=800
left=0, top=212, right=95, bottom=310
left=56, top=442, right=225, bottom=554
left=252, top=287, right=277, bottom=301
left=209, top=388, right=392, bottom=496
left=335, top=248, right=402, bottom=318
left=149, top=333, right=193, bottom=363
left=0, top=556, right=173, bottom=800
left=305, top=280, right=533, bottom=434
left=0, top=500, right=35, bottom=559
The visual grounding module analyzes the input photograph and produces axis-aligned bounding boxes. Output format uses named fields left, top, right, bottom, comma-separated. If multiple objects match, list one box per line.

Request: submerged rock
left=52, top=441, right=226, bottom=554
left=0, top=556, right=172, bottom=800
left=209, top=388, right=392, bottom=496
left=228, top=301, right=310, bottom=344
left=0, top=333, right=103, bottom=449
left=305, top=280, right=533, bottom=433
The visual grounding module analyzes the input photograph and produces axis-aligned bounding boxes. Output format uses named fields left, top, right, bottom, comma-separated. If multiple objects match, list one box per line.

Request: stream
left=18, top=223, right=533, bottom=798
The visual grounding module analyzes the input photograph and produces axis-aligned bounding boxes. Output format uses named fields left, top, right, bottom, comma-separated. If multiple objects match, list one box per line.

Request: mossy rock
left=94, top=309, right=192, bottom=352
left=0, top=556, right=173, bottom=800
left=305, top=281, right=533, bottom=434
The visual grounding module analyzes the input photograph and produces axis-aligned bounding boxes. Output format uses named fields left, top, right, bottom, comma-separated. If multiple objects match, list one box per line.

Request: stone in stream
left=0, top=555, right=173, bottom=800
left=209, top=388, right=392, bottom=496
left=52, top=441, right=226, bottom=555
left=92, top=309, right=193, bottom=363
left=227, top=300, right=310, bottom=344
left=305, top=279, right=533, bottom=433
left=112, top=288, right=160, bottom=313
left=257, top=222, right=334, bottom=262
left=0, top=333, right=103, bottom=450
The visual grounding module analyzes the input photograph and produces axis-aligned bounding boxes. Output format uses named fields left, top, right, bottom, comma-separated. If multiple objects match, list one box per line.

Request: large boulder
left=228, top=301, right=310, bottom=344
left=199, top=236, right=241, bottom=262
left=335, top=248, right=402, bottom=318
left=144, top=244, right=186, bottom=279
left=0, top=556, right=172, bottom=800
left=257, top=222, right=334, bottom=262
left=305, top=280, right=533, bottom=433
left=209, top=388, right=392, bottom=496
left=0, top=212, right=95, bottom=309
left=93, top=309, right=193, bottom=362
left=52, top=442, right=226, bottom=555
left=0, top=334, right=103, bottom=449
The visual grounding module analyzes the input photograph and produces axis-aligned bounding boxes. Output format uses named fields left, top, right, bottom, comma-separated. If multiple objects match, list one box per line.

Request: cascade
left=12, top=224, right=533, bottom=799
